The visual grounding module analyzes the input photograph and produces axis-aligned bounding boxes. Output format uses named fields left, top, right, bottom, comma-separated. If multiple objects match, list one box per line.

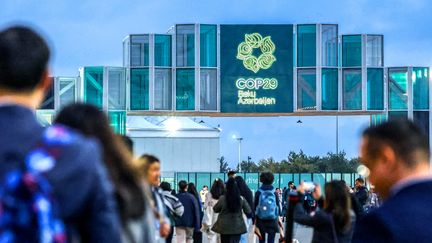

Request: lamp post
left=336, top=115, right=339, bottom=156
left=232, top=135, right=243, bottom=172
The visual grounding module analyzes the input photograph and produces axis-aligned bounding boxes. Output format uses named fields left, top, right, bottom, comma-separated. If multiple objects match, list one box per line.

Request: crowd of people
left=1, top=25, right=432, bottom=243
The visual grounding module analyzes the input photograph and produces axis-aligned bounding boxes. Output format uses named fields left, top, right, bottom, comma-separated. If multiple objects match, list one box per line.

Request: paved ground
left=173, top=224, right=313, bottom=243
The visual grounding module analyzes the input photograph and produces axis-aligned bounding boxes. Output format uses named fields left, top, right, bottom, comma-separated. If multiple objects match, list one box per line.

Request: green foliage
left=238, top=150, right=360, bottom=173
left=219, top=156, right=230, bottom=172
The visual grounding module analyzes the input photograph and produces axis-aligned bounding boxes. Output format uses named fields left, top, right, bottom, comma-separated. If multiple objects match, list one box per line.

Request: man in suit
left=0, top=26, right=121, bottom=242
left=352, top=119, right=432, bottom=243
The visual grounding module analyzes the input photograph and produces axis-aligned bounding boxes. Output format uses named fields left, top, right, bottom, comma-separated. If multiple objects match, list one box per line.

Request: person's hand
left=297, top=182, right=305, bottom=194
left=312, top=184, right=322, bottom=200
left=160, top=222, right=170, bottom=238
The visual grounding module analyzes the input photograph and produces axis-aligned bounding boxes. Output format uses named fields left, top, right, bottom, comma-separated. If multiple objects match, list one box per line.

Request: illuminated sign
left=220, top=25, right=293, bottom=113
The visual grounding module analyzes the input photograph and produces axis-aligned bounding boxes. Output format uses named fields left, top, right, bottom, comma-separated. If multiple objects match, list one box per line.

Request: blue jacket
left=352, top=180, right=432, bottom=243
left=175, top=191, right=200, bottom=230
left=0, top=105, right=121, bottom=242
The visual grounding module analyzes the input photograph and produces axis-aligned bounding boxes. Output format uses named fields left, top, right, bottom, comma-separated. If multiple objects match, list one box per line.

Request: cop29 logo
left=236, top=33, right=276, bottom=73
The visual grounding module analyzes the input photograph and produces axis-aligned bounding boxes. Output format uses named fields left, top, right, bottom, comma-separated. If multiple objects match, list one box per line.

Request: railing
left=161, top=172, right=362, bottom=194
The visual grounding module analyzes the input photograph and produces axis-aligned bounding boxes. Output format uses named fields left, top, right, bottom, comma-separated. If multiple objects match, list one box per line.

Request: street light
left=232, top=135, right=243, bottom=172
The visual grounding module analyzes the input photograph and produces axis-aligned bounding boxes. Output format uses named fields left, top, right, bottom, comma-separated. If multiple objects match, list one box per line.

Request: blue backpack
left=0, top=126, right=74, bottom=243
left=255, top=189, right=278, bottom=220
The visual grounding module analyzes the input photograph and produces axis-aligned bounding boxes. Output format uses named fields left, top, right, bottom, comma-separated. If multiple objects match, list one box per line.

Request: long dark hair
left=225, top=177, right=241, bottom=213
left=324, top=181, right=352, bottom=233
left=187, top=183, right=200, bottom=202
left=210, top=179, right=225, bottom=200
left=54, top=103, right=146, bottom=222
left=235, top=176, right=253, bottom=207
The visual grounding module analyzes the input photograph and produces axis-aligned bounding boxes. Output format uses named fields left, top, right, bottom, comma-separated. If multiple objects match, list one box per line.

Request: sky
left=1, top=0, right=431, bottom=167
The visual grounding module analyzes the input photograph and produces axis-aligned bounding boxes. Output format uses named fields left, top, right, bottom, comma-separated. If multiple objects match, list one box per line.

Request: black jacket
left=175, top=191, right=200, bottom=230
left=355, top=186, right=368, bottom=206
left=353, top=180, right=432, bottom=243
left=294, top=193, right=355, bottom=243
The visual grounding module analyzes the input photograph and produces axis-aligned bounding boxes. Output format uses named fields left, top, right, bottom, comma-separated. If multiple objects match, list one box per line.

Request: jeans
left=175, top=227, right=194, bottom=243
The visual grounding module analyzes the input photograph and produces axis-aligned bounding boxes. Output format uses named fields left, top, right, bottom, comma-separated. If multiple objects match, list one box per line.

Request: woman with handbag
left=212, top=177, right=251, bottom=243
left=294, top=181, right=356, bottom=243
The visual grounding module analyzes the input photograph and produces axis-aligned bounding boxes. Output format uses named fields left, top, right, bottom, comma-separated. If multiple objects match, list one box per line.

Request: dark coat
left=355, top=186, right=369, bottom=206
left=353, top=180, right=432, bottom=243
left=175, top=191, right=200, bottom=230
left=294, top=193, right=356, bottom=243
left=0, top=105, right=121, bottom=242
left=212, top=195, right=251, bottom=235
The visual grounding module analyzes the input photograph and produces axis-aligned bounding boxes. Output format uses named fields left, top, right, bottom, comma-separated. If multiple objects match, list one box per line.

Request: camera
left=303, top=182, right=316, bottom=192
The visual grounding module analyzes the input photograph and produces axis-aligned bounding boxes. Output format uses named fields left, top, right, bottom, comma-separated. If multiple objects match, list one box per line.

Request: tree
left=240, top=160, right=259, bottom=172
left=218, top=156, right=229, bottom=172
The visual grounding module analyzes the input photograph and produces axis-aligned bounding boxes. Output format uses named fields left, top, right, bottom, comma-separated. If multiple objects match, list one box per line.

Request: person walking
left=0, top=26, right=120, bottom=242
left=202, top=179, right=225, bottom=243
left=175, top=181, right=201, bottom=243
left=354, top=178, right=368, bottom=208
left=234, top=176, right=254, bottom=243
left=55, top=104, right=148, bottom=243
left=188, top=183, right=204, bottom=243
left=212, top=177, right=251, bottom=243
left=294, top=181, right=356, bottom=243
left=160, top=182, right=184, bottom=243
left=254, top=172, right=280, bottom=243
left=353, top=120, right=432, bottom=242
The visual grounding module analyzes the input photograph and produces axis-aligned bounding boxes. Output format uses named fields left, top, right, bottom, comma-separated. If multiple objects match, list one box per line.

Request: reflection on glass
left=200, top=25, right=217, bottom=67
left=322, top=68, right=338, bottom=110
left=176, top=69, right=195, bottom=110
left=108, top=69, right=126, bottom=110
left=366, top=35, right=383, bottom=67
left=84, top=67, right=104, bottom=109
left=322, top=25, right=338, bottom=67
left=342, top=35, right=362, bottom=67
left=130, top=35, right=149, bottom=67
left=343, top=69, right=362, bottom=110
left=154, top=69, right=172, bottom=110
left=155, top=35, right=172, bottom=67
left=388, top=68, right=408, bottom=110
left=200, top=69, right=217, bottom=110
left=176, top=25, right=195, bottom=67
left=297, top=25, right=316, bottom=67
left=297, top=69, right=316, bottom=110
left=367, top=68, right=384, bottom=110
left=130, top=68, right=150, bottom=110
left=413, top=67, right=429, bottom=110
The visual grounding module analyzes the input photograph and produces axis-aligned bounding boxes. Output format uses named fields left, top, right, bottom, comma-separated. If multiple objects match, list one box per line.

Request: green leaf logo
left=237, top=33, right=276, bottom=73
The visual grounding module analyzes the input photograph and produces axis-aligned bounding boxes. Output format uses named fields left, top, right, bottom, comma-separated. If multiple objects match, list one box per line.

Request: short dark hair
left=160, top=181, right=172, bottom=191
left=260, top=172, right=274, bottom=185
left=120, top=135, right=134, bottom=153
left=355, top=178, right=364, bottom=184
left=0, top=26, right=50, bottom=91
left=288, top=181, right=294, bottom=186
left=178, top=180, right=188, bottom=191
left=227, top=171, right=236, bottom=177
left=362, top=120, right=430, bottom=167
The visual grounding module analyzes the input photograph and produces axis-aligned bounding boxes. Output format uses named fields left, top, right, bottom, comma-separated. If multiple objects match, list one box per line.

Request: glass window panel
left=123, top=37, right=129, bottom=67
left=155, top=35, right=172, bottom=67
left=413, top=67, right=429, bottom=110
left=108, top=69, right=126, bottom=110
left=130, top=35, right=149, bottom=67
left=200, top=24, right=217, bottom=67
left=154, top=69, right=172, bottom=110
left=322, top=25, right=338, bottom=67
left=367, top=68, right=384, bottom=110
left=297, top=69, right=316, bottom=110
left=388, top=111, right=408, bottom=121
left=176, top=69, right=195, bottom=110
left=200, top=69, right=217, bottom=110
left=388, top=68, right=408, bottom=110
left=367, top=35, right=383, bottom=67
left=322, top=68, right=338, bottom=110
left=414, top=111, right=429, bottom=137
left=176, top=25, right=195, bottom=67
left=130, top=68, right=149, bottom=110
left=108, top=111, right=126, bottom=135
left=342, top=35, right=362, bottom=67
left=297, top=25, right=316, bottom=67
left=84, top=67, right=104, bottom=109
left=40, top=78, right=54, bottom=110
left=343, top=69, right=362, bottom=110
left=59, top=78, right=76, bottom=109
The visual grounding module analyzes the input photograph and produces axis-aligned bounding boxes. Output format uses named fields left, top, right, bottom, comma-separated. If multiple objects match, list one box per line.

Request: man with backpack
left=0, top=26, right=120, bottom=242
left=254, top=172, right=281, bottom=243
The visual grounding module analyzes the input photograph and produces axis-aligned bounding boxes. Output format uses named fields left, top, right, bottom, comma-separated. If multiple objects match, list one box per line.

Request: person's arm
left=242, top=197, right=252, bottom=215
left=213, top=196, right=223, bottom=213
left=293, top=193, right=326, bottom=227
left=192, top=196, right=201, bottom=231
left=254, top=190, right=261, bottom=212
